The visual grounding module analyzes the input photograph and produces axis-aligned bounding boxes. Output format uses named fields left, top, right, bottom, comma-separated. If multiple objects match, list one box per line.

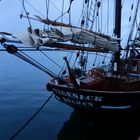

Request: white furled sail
left=27, top=26, right=119, bottom=52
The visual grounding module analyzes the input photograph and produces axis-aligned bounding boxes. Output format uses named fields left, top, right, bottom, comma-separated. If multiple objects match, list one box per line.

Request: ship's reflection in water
left=57, top=110, right=140, bottom=140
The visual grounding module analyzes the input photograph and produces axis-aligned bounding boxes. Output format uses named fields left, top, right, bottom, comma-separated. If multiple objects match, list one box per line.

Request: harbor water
left=0, top=52, right=140, bottom=140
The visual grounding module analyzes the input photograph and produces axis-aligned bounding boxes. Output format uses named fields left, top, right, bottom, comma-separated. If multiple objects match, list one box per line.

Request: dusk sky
left=0, top=0, right=139, bottom=47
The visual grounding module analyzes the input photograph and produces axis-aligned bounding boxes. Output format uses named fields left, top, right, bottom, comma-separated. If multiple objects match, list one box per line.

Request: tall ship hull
left=1, top=0, right=140, bottom=111
left=47, top=75, right=140, bottom=110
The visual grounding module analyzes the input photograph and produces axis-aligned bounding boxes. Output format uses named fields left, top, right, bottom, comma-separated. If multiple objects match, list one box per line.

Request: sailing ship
left=1, top=0, right=140, bottom=110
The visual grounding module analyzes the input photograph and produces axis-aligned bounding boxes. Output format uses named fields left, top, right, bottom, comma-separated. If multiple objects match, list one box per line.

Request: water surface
left=0, top=52, right=140, bottom=140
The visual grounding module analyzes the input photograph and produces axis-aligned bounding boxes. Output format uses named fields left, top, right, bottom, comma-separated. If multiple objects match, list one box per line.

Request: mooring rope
left=10, top=93, right=54, bottom=140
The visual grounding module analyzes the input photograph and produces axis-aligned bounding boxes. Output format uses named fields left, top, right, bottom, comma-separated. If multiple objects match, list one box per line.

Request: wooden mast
left=113, top=0, right=122, bottom=75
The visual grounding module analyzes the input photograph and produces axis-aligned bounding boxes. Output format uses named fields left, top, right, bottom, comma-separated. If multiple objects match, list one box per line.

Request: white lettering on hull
left=53, top=88, right=103, bottom=108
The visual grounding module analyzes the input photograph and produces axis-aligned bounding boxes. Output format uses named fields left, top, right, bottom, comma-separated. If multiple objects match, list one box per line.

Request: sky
left=0, top=0, right=23, bottom=32
left=0, top=0, right=139, bottom=47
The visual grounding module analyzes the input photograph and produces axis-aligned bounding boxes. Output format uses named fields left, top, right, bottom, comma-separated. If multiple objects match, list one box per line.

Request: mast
left=113, top=0, right=122, bottom=75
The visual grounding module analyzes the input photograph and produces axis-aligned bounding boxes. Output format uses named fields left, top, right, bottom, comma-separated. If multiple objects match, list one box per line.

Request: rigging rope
left=19, top=0, right=45, bottom=18
left=39, top=49, right=64, bottom=70
left=61, top=0, right=65, bottom=24
left=10, top=93, right=54, bottom=140
left=106, top=0, right=109, bottom=35
left=44, top=0, right=70, bottom=24
left=126, top=0, right=140, bottom=58
left=127, top=0, right=140, bottom=45
left=1, top=43, right=57, bottom=78
left=15, top=50, right=57, bottom=78
left=93, top=52, right=98, bottom=66
left=22, top=0, right=32, bottom=28
left=51, top=0, right=73, bottom=26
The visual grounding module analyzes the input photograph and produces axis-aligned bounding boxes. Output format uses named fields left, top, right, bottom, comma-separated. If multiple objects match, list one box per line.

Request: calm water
left=0, top=51, right=140, bottom=140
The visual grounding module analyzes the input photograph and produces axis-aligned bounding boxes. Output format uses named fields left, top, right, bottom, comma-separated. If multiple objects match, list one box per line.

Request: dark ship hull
left=47, top=77, right=140, bottom=111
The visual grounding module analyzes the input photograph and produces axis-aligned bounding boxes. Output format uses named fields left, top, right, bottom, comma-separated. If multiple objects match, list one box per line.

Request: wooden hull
left=47, top=80, right=140, bottom=111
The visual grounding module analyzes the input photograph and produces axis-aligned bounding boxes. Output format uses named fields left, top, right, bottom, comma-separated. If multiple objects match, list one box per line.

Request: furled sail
left=27, top=26, right=119, bottom=52
left=0, top=26, right=119, bottom=52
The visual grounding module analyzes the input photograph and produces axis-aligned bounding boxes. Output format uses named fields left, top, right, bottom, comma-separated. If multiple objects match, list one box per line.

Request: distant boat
left=1, top=0, right=140, bottom=111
